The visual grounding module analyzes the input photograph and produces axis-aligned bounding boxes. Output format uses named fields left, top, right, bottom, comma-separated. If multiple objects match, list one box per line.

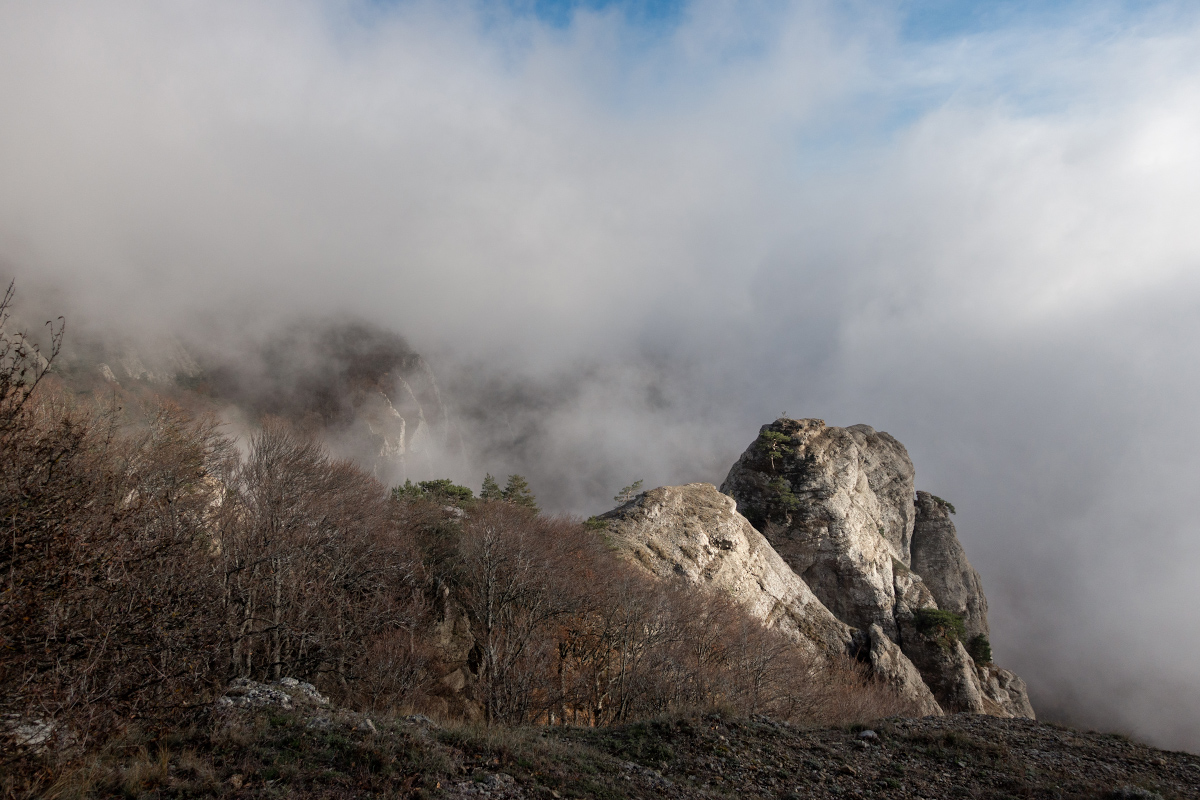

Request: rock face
left=865, top=624, right=943, bottom=717
left=895, top=619, right=986, bottom=714
left=720, top=418, right=917, bottom=639
left=719, top=418, right=1034, bottom=720
left=911, top=491, right=989, bottom=641
left=56, top=320, right=461, bottom=487
left=598, top=483, right=853, bottom=656
left=976, top=664, right=1037, bottom=719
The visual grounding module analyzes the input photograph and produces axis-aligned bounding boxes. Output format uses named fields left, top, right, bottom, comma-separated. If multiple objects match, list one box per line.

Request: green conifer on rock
left=502, top=474, right=539, bottom=513
left=480, top=473, right=503, bottom=500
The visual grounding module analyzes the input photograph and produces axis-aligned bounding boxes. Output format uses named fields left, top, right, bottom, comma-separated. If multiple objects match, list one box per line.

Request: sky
left=2, top=0, right=1199, bottom=749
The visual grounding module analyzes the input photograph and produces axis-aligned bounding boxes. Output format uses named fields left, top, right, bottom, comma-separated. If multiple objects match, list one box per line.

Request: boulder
left=598, top=483, right=853, bottom=655
left=911, top=491, right=990, bottom=641
left=216, top=677, right=329, bottom=710
left=720, top=418, right=917, bottom=638
left=976, top=663, right=1036, bottom=719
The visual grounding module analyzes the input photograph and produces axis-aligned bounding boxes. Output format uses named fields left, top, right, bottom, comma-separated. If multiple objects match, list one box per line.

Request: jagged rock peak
left=597, top=483, right=853, bottom=656
left=720, top=418, right=917, bottom=638
left=911, top=490, right=990, bottom=641
left=720, top=418, right=1034, bottom=720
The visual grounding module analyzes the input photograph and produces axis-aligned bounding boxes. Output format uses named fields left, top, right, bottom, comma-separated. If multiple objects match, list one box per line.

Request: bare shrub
left=214, top=420, right=427, bottom=701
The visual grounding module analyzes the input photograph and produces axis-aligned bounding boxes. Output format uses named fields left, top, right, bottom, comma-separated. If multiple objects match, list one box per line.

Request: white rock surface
left=598, top=483, right=853, bottom=655
left=720, top=419, right=917, bottom=638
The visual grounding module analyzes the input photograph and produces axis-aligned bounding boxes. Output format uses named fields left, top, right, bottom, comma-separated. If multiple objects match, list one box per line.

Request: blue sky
left=523, top=0, right=1161, bottom=39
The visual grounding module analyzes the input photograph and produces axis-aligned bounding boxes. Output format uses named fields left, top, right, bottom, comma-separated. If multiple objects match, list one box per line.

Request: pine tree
left=480, top=473, right=503, bottom=500
left=502, top=474, right=539, bottom=513
left=613, top=479, right=644, bottom=504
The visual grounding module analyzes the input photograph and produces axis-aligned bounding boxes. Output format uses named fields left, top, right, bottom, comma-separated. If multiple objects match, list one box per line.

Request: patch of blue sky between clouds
left=520, top=0, right=685, bottom=29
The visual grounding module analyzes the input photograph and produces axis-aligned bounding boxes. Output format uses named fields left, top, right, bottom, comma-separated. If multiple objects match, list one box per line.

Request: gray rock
left=865, top=624, right=944, bottom=717
left=897, top=626, right=986, bottom=714
left=356, top=717, right=378, bottom=734
left=911, top=491, right=989, bottom=641
left=720, top=418, right=917, bottom=639
left=976, top=663, right=1036, bottom=719
left=218, top=678, right=294, bottom=710
left=598, top=483, right=853, bottom=655
left=1, top=714, right=55, bottom=750
left=273, top=677, right=329, bottom=705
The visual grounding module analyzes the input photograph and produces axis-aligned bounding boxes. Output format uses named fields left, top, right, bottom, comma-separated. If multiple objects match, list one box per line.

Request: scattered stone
left=305, top=715, right=332, bottom=731
left=217, top=678, right=293, bottom=710
left=1110, top=786, right=1164, bottom=799
left=0, top=714, right=55, bottom=749
left=857, top=730, right=878, bottom=740
left=274, top=677, right=329, bottom=705
left=356, top=717, right=378, bottom=734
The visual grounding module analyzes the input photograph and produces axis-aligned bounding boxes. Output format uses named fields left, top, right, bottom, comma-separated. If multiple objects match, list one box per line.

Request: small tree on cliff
left=613, top=479, right=643, bottom=504
left=756, top=430, right=792, bottom=471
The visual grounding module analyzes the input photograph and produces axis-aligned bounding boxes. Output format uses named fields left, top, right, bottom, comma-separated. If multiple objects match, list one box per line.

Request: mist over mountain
left=3, top=0, right=1200, bottom=753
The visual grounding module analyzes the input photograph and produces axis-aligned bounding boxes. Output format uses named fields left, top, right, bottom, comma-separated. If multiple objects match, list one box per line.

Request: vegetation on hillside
left=0, top=288, right=925, bottom=797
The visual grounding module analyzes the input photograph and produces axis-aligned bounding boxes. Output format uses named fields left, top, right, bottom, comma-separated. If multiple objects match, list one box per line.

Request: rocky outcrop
left=598, top=483, right=853, bottom=656
left=976, top=663, right=1036, bottom=719
left=865, top=624, right=943, bottom=717
left=718, top=418, right=1034, bottom=720
left=911, top=491, right=989, bottom=641
left=896, top=619, right=987, bottom=714
left=720, top=419, right=917, bottom=639
left=56, top=320, right=461, bottom=487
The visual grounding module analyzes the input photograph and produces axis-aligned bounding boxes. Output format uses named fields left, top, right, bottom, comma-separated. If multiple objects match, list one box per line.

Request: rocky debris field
left=440, top=713, right=1200, bottom=800
left=74, top=701, right=1197, bottom=799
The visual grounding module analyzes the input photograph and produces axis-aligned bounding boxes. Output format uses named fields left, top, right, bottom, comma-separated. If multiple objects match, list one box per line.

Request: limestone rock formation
left=911, top=491, right=990, bottom=641
left=898, top=631, right=987, bottom=714
left=720, top=418, right=917, bottom=639
left=597, top=483, right=853, bottom=656
left=976, top=664, right=1036, bottom=719
left=54, top=320, right=462, bottom=486
left=865, top=624, right=943, bottom=717
left=720, top=418, right=1034, bottom=720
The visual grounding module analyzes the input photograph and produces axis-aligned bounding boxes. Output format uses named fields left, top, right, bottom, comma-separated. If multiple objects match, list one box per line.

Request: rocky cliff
left=599, top=418, right=1032, bottom=720
left=718, top=418, right=1032, bottom=719
left=598, top=483, right=853, bottom=656
left=53, top=320, right=460, bottom=485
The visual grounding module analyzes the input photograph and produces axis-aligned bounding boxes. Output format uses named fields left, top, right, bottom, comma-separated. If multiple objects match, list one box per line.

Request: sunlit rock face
left=720, top=418, right=917, bottom=639
left=597, top=482, right=854, bottom=656
left=720, top=417, right=1034, bottom=719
